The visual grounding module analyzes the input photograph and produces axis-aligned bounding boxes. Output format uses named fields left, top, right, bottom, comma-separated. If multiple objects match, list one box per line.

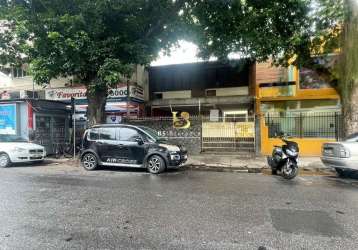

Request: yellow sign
left=172, top=111, right=191, bottom=129
left=202, top=122, right=254, bottom=138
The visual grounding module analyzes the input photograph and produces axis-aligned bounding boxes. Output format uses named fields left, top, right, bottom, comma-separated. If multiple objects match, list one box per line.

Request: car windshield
left=138, top=126, right=166, bottom=142
left=0, top=135, right=27, bottom=142
left=345, top=132, right=358, bottom=142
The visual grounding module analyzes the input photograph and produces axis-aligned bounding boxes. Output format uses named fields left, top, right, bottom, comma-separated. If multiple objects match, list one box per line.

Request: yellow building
left=255, top=61, right=341, bottom=156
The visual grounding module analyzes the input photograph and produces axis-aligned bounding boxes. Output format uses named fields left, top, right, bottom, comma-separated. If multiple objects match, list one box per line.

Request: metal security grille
left=201, top=116, right=255, bottom=154
left=34, top=115, right=67, bottom=155
left=265, top=112, right=343, bottom=140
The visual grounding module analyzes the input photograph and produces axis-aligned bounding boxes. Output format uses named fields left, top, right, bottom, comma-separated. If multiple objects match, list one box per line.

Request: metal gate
left=34, top=115, right=67, bottom=155
left=201, top=116, right=255, bottom=154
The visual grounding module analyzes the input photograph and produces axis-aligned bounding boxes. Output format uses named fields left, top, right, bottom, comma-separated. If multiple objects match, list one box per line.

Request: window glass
left=120, top=128, right=139, bottom=141
left=89, top=129, right=99, bottom=140
left=299, top=67, right=336, bottom=89
left=99, top=128, right=116, bottom=140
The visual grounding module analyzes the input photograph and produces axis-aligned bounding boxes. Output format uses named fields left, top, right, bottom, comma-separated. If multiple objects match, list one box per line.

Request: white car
left=321, top=133, right=358, bottom=176
left=0, top=135, right=46, bottom=168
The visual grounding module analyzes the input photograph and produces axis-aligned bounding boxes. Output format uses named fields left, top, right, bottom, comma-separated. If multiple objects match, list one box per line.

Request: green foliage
left=0, top=0, right=349, bottom=93
left=0, top=0, right=185, bottom=90
left=1, top=0, right=346, bottom=80
left=179, top=0, right=345, bottom=69
left=181, top=0, right=313, bottom=66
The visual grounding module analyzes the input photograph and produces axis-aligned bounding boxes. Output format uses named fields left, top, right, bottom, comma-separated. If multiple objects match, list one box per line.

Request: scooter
left=267, top=134, right=299, bottom=179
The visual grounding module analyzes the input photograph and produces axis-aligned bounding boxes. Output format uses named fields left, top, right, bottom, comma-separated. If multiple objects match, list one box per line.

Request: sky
left=151, top=40, right=241, bottom=66
left=151, top=40, right=209, bottom=66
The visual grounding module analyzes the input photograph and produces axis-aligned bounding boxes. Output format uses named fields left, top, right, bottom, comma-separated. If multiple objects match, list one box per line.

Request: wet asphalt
left=0, top=163, right=357, bottom=250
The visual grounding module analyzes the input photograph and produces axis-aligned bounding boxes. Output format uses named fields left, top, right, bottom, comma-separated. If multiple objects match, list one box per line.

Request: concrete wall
left=0, top=76, right=70, bottom=91
left=159, top=90, right=192, bottom=99
left=129, top=65, right=149, bottom=101
left=18, top=102, right=29, bottom=139
left=206, top=86, right=249, bottom=97
left=123, top=117, right=202, bottom=155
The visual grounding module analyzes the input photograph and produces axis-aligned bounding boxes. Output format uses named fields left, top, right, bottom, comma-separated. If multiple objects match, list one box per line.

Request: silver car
left=321, top=133, right=358, bottom=176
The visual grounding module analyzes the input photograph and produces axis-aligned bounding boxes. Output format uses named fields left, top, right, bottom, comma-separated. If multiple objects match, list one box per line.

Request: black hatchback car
left=80, top=124, right=188, bottom=174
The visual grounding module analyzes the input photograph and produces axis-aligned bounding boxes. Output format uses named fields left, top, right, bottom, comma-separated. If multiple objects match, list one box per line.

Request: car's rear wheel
left=147, top=155, right=166, bottom=174
left=0, top=153, right=10, bottom=168
left=82, top=153, right=98, bottom=171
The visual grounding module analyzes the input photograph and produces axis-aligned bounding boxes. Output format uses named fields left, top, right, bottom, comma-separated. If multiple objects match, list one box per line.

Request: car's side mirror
left=134, top=136, right=144, bottom=145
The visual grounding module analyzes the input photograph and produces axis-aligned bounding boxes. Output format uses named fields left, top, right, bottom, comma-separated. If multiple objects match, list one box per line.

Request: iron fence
left=265, top=112, right=343, bottom=140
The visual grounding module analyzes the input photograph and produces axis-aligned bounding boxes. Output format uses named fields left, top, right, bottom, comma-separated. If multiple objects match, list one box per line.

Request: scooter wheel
left=282, top=163, right=298, bottom=180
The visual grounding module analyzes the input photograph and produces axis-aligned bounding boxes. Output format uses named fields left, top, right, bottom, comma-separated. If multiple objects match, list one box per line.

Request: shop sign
left=172, top=111, right=190, bottom=129
left=45, top=85, right=144, bottom=101
left=0, top=104, right=17, bottom=135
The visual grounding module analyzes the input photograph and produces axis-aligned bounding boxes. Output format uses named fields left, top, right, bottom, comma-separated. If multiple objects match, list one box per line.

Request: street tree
left=184, top=0, right=357, bottom=135
left=0, top=0, right=186, bottom=125
left=2, top=0, right=355, bottom=132
left=339, top=0, right=358, bottom=135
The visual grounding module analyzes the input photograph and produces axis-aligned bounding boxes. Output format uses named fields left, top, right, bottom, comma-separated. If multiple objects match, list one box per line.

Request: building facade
left=255, top=61, right=341, bottom=156
left=148, top=59, right=255, bottom=121
left=0, top=64, right=149, bottom=123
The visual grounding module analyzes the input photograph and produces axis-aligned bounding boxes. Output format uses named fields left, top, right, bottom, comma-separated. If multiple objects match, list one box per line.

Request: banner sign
left=0, top=104, right=17, bottom=135
left=45, top=85, right=144, bottom=102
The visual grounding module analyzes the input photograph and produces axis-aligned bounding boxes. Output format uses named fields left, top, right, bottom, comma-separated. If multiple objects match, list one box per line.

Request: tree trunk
left=343, top=87, right=358, bottom=135
left=341, top=0, right=358, bottom=136
left=87, top=87, right=108, bottom=126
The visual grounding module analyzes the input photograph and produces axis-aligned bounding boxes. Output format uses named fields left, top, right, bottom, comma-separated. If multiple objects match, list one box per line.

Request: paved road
left=0, top=163, right=357, bottom=250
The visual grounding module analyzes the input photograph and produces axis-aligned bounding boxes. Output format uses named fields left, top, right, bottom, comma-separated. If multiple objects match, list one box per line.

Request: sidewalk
left=45, top=154, right=335, bottom=175
left=184, top=154, right=334, bottom=174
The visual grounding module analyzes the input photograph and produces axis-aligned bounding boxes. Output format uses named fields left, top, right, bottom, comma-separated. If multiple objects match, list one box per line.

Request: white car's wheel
left=0, top=153, right=10, bottom=168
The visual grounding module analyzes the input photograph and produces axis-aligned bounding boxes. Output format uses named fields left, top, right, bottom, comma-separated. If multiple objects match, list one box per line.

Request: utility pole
left=32, top=79, right=35, bottom=98
left=126, top=80, right=130, bottom=117
left=71, top=97, right=76, bottom=159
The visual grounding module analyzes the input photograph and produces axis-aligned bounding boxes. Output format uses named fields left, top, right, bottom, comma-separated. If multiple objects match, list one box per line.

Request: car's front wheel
left=0, top=153, right=10, bottom=168
left=147, top=155, right=166, bottom=174
left=81, top=153, right=98, bottom=171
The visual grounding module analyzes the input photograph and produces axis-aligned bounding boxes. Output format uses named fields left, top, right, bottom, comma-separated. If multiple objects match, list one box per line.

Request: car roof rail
left=91, top=123, right=136, bottom=129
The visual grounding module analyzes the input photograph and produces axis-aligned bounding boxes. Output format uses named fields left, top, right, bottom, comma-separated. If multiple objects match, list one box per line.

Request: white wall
left=129, top=65, right=149, bottom=101
left=158, top=90, right=192, bottom=99
left=206, top=86, right=249, bottom=97
left=0, top=75, right=70, bottom=91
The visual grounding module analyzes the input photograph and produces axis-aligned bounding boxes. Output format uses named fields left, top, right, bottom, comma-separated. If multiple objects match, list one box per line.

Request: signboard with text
left=45, top=85, right=144, bottom=102
left=0, top=104, right=17, bottom=135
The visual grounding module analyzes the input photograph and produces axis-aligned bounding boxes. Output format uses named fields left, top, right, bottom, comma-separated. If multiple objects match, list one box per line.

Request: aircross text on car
left=80, top=124, right=188, bottom=174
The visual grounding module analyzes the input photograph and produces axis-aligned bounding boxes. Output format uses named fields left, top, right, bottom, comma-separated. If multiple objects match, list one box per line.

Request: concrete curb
left=183, top=164, right=262, bottom=173
left=183, top=164, right=335, bottom=175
